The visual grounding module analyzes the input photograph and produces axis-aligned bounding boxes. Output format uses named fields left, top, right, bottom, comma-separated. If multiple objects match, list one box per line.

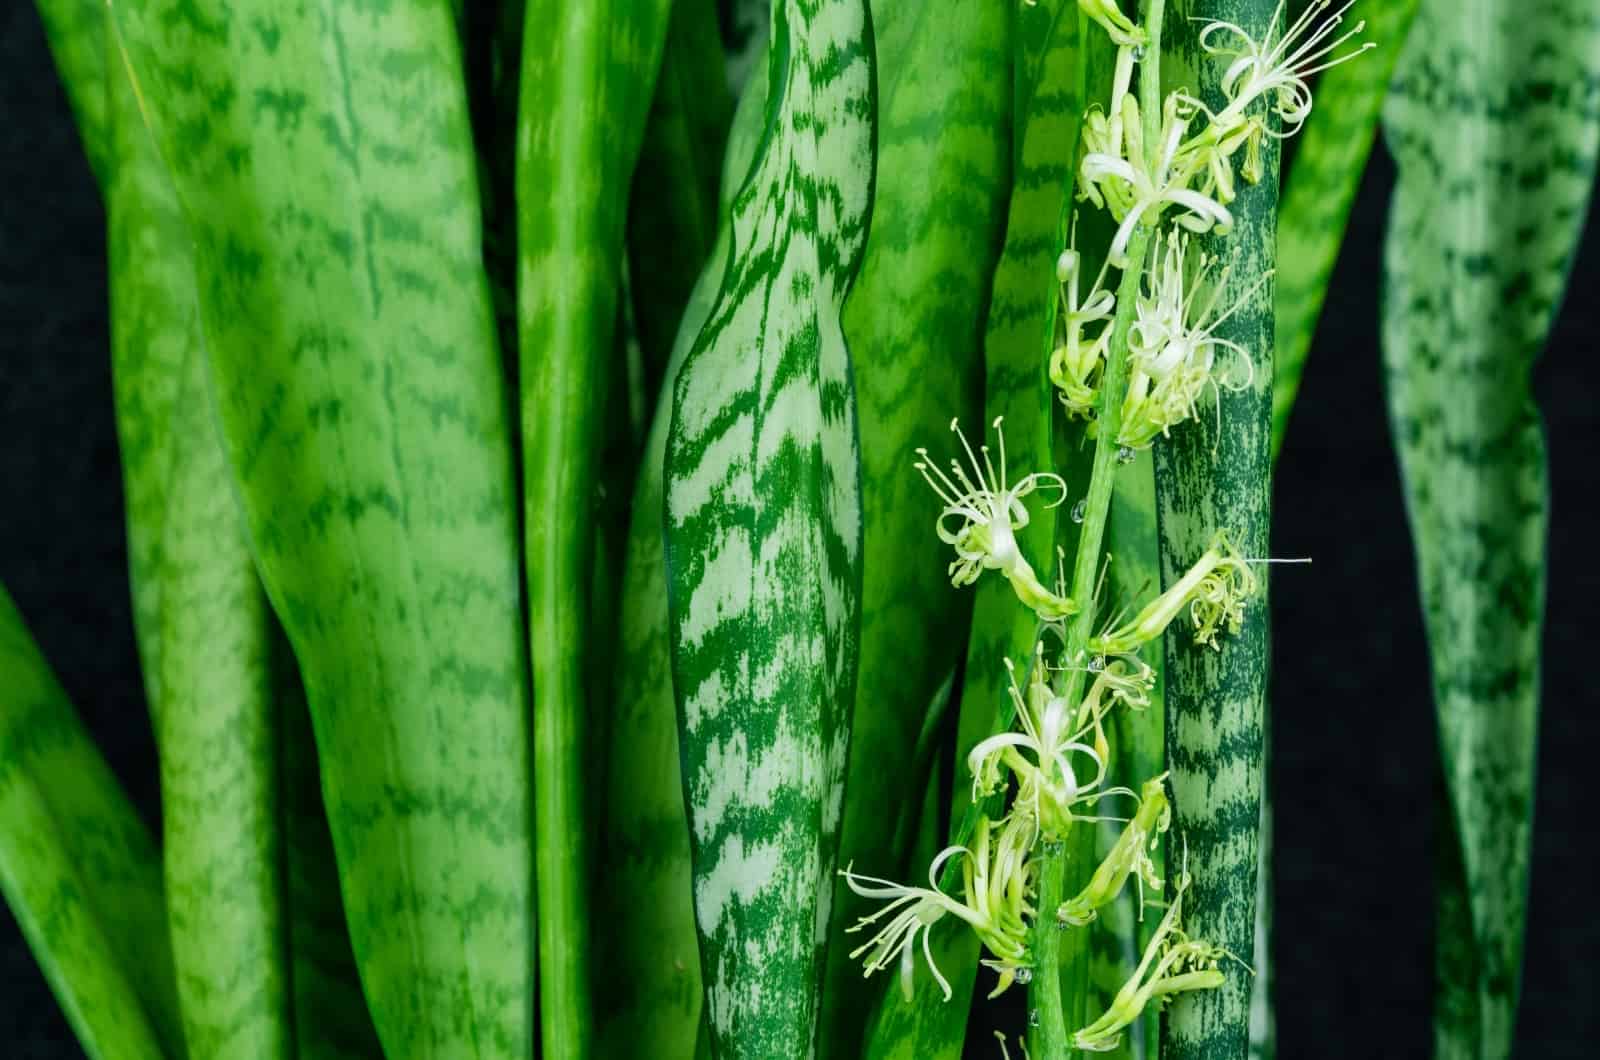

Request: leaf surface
left=0, top=584, right=182, bottom=1060
left=596, top=71, right=772, bottom=1060
left=1382, top=2, right=1599, bottom=1053
left=1155, top=4, right=1278, bottom=1058
left=108, top=4, right=535, bottom=1056
left=516, top=2, right=673, bottom=1055
left=663, top=1, right=875, bottom=1053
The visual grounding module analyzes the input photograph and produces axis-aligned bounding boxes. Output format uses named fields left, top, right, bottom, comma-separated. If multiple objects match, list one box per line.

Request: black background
left=3, top=1, right=1595, bottom=1056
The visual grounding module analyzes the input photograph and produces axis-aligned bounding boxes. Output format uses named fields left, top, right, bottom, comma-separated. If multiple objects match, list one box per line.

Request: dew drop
left=1029, top=1008, right=1042, bottom=1028
left=1117, top=445, right=1136, bottom=464
left=1015, top=966, right=1034, bottom=986
left=1133, top=44, right=1148, bottom=62
left=1070, top=499, right=1087, bottom=523
left=1089, top=655, right=1106, bottom=673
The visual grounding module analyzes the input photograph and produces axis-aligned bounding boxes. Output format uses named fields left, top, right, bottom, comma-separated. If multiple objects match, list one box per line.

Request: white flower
left=840, top=813, right=1036, bottom=1002
left=1200, top=0, right=1374, bottom=137
left=838, top=845, right=982, bottom=1002
left=1079, top=95, right=1233, bottom=268
left=1118, top=232, right=1261, bottom=450
left=1090, top=529, right=1259, bottom=654
left=968, top=651, right=1107, bottom=837
left=1057, top=774, right=1170, bottom=926
left=915, top=418, right=1077, bottom=620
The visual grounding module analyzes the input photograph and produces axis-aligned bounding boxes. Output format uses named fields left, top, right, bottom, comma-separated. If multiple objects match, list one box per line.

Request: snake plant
left=7, top=0, right=1591, bottom=1057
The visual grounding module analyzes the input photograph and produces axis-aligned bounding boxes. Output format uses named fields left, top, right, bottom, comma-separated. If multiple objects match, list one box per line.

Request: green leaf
left=278, top=685, right=385, bottom=1060
left=1271, top=0, right=1420, bottom=457
left=515, top=3, right=673, bottom=1057
left=594, top=71, right=771, bottom=1060
left=627, top=0, right=733, bottom=403
left=820, top=0, right=1010, bottom=1053
left=0, top=584, right=183, bottom=1060
left=1382, top=2, right=1598, bottom=1054
left=105, top=43, right=297, bottom=1060
left=34, top=0, right=112, bottom=183
left=108, top=4, right=535, bottom=1057
left=663, top=0, right=875, bottom=1053
left=1154, top=4, right=1278, bottom=1058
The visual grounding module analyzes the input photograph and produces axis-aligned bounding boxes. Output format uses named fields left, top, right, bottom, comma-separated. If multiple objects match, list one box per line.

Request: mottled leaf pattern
left=1155, top=4, right=1277, bottom=1058
left=820, top=0, right=1009, bottom=1053
left=104, top=42, right=299, bottom=1059
left=107, top=3, right=535, bottom=1057
left=663, top=1, right=874, bottom=1054
left=1272, top=0, right=1420, bottom=456
left=1382, top=3, right=1599, bottom=1055
left=596, top=71, right=771, bottom=1060
left=0, top=584, right=183, bottom=1060
left=516, top=3, right=672, bottom=1056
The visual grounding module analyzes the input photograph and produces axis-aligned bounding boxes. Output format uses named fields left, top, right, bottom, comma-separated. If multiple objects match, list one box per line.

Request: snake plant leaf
left=276, top=680, right=384, bottom=1060
left=722, top=0, right=772, bottom=96
left=627, top=0, right=732, bottom=402
left=663, top=1, right=875, bottom=1053
left=516, top=3, right=672, bottom=1056
left=104, top=46, right=298, bottom=1059
left=1154, top=4, right=1278, bottom=1058
left=819, top=0, right=1010, bottom=1053
left=34, top=0, right=111, bottom=184
left=1382, top=2, right=1599, bottom=1054
left=596, top=69, right=770, bottom=1060
left=107, top=4, right=535, bottom=1057
left=1271, top=0, right=1420, bottom=457
left=0, top=584, right=183, bottom=1060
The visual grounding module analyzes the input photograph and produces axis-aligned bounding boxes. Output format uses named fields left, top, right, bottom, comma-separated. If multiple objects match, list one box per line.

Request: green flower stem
left=1032, top=7, right=1167, bottom=1056
left=1031, top=841, right=1073, bottom=1057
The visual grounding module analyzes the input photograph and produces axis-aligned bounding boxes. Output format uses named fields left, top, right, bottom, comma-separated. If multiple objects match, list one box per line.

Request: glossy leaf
left=516, top=3, right=673, bottom=1056
left=663, top=0, right=875, bottom=1053
left=819, top=0, right=1010, bottom=1053
left=1382, top=2, right=1599, bottom=1054
left=107, top=4, right=535, bottom=1057
left=1271, top=0, right=1420, bottom=457
left=595, top=73, right=769, bottom=1060
left=0, top=584, right=182, bottom=1060
left=1155, top=4, right=1278, bottom=1058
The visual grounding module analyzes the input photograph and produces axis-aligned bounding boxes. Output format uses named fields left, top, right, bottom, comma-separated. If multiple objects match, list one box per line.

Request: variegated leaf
left=1383, top=2, right=1599, bottom=1054
left=663, top=1, right=875, bottom=1055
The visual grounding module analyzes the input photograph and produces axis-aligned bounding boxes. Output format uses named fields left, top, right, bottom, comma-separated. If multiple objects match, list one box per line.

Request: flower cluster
left=1053, top=0, right=1369, bottom=443
left=841, top=0, right=1363, bottom=1033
